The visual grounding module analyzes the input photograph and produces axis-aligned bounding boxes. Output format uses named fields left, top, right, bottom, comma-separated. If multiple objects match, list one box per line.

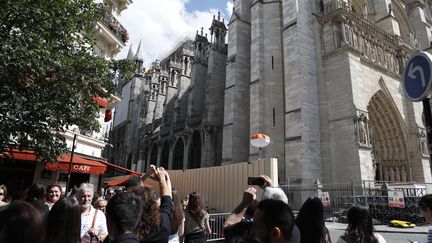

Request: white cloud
left=116, top=0, right=230, bottom=65
left=226, top=1, right=234, bottom=17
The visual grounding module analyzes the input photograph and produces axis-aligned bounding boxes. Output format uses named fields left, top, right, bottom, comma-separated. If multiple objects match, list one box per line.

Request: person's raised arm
left=140, top=164, right=157, bottom=182
left=259, top=175, right=273, bottom=189
left=154, top=167, right=172, bottom=198
left=223, top=187, right=256, bottom=228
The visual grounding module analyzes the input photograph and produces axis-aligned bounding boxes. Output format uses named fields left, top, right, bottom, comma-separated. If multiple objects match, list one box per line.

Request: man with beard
left=253, top=199, right=295, bottom=243
left=78, top=183, right=108, bottom=242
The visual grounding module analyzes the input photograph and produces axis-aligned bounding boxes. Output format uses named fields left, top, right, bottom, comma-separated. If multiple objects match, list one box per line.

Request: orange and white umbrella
left=250, top=133, right=270, bottom=148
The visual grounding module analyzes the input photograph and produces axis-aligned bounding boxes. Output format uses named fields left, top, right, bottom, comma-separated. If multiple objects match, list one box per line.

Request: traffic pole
left=423, top=98, right=432, bottom=162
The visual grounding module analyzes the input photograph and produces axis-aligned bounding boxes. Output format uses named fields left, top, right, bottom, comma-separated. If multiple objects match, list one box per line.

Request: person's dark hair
left=68, top=186, right=79, bottom=199
left=256, top=199, right=295, bottom=241
left=187, top=191, right=205, bottom=220
left=171, top=190, right=184, bottom=234
left=345, top=205, right=377, bottom=243
left=419, top=194, right=432, bottom=211
left=133, top=187, right=160, bottom=240
left=45, top=197, right=81, bottom=243
left=106, top=192, right=143, bottom=234
left=295, top=197, right=325, bottom=243
left=25, top=183, right=49, bottom=217
left=230, top=235, right=263, bottom=243
left=26, top=183, right=46, bottom=202
left=0, top=201, right=45, bottom=243
left=46, top=183, right=63, bottom=195
left=123, top=176, right=142, bottom=190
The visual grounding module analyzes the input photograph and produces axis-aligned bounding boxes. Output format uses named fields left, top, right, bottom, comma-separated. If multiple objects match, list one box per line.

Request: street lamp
left=250, top=133, right=270, bottom=159
left=66, top=133, right=77, bottom=191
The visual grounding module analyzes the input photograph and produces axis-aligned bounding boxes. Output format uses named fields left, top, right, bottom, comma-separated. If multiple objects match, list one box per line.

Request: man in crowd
left=106, top=192, right=143, bottom=243
left=106, top=187, right=115, bottom=201
left=78, top=183, right=108, bottom=242
left=123, top=176, right=144, bottom=192
left=253, top=199, right=295, bottom=243
left=223, top=175, right=300, bottom=243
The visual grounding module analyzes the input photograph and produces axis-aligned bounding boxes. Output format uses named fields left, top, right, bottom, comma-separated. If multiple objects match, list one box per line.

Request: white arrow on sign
left=409, top=62, right=426, bottom=88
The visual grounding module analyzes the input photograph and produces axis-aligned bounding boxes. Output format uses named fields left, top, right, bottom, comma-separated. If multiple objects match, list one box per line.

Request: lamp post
left=250, top=133, right=271, bottom=159
left=66, top=133, right=77, bottom=191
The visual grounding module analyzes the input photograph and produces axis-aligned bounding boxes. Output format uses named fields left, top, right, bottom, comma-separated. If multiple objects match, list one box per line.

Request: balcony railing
left=98, top=7, right=129, bottom=44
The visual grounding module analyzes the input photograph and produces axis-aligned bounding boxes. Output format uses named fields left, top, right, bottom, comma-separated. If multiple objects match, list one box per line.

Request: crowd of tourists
left=0, top=166, right=432, bottom=243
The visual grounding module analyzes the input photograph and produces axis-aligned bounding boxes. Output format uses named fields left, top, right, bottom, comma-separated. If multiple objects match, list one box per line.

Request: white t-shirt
left=336, top=233, right=386, bottom=243
left=80, top=206, right=108, bottom=243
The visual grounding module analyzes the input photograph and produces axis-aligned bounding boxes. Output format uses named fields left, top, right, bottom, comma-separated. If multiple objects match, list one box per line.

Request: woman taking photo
left=184, top=192, right=211, bottom=243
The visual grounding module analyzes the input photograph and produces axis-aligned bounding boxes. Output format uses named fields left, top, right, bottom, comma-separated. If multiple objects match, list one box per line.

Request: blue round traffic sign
left=403, top=51, right=432, bottom=102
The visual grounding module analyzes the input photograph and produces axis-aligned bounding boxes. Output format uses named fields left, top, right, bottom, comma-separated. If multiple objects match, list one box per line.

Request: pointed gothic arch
left=367, top=88, right=412, bottom=182
left=350, top=0, right=374, bottom=19
left=150, top=145, right=158, bottom=165
left=160, top=141, right=169, bottom=168
left=189, top=130, right=202, bottom=169
left=391, top=0, right=416, bottom=44
left=173, top=138, right=184, bottom=170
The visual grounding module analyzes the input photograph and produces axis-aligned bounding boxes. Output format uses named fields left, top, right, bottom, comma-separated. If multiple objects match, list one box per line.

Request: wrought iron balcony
left=98, top=7, right=129, bottom=44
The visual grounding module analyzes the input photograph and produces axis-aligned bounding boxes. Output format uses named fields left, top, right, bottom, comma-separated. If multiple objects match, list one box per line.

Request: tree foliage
left=0, top=0, right=132, bottom=162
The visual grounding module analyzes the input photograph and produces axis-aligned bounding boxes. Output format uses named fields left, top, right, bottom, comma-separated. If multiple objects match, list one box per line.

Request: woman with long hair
left=26, top=182, right=49, bottom=217
left=184, top=192, right=212, bottom=243
left=45, top=183, right=63, bottom=210
left=134, top=187, right=161, bottom=240
left=45, top=197, right=81, bottom=243
left=295, top=197, right=331, bottom=243
left=134, top=165, right=173, bottom=243
left=0, top=201, right=46, bottom=243
left=169, top=190, right=185, bottom=243
left=336, top=205, right=386, bottom=243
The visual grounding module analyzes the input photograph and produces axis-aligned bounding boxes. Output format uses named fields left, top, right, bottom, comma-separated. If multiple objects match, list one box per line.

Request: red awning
left=92, top=96, right=108, bottom=108
left=104, top=175, right=132, bottom=186
left=2, top=150, right=107, bottom=175
left=104, top=175, right=153, bottom=187
left=45, top=154, right=107, bottom=175
left=2, top=150, right=35, bottom=161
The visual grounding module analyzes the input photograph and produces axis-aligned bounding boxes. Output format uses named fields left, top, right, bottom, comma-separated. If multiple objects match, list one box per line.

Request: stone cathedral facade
left=110, top=0, right=432, bottom=184
left=110, top=15, right=227, bottom=173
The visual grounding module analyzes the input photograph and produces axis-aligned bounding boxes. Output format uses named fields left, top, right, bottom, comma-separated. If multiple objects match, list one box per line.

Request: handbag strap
left=91, top=208, right=99, bottom=229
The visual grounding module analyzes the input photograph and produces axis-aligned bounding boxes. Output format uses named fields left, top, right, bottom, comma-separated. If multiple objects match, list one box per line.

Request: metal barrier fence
left=280, top=182, right=355, bottom=216
left=207, top=213, right=230, bottom=242
left=202, top=181, right=431, bottom=242
left=280, top=181, right=431, bottom=225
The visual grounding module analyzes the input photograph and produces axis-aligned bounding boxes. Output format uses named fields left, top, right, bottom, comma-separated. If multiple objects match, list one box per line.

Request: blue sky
left=117, top=0, right=233, bottom=63
left=185, top=0, right=231, bottom=17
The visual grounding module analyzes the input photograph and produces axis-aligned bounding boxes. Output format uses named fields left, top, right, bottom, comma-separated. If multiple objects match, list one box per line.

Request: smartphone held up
left=247, top=177, right=264, bottom=186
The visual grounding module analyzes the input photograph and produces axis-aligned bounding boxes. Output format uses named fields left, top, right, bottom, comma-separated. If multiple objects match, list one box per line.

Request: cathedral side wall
left=188, top=63, right=208, bottom=125
left=282, top=0, right=321, bottom=182
left=222, top=2, right=251, bottom=164
left=250, top=1, right=285, bottom=176
left=205, top=49, right=227, bottom=125
left=321, top=51, right=360, bottom=184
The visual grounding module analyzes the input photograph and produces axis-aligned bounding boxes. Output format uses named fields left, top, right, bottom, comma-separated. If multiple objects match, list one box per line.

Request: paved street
left=327, top=222, right=428, bottom=243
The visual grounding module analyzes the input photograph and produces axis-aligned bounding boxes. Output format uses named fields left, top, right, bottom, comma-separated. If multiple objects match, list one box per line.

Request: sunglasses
left=0, top=193, right=4, bottom=196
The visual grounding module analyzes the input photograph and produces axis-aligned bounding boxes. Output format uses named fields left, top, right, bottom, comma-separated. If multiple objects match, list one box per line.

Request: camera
left=247, top=177, right=264, bottom=186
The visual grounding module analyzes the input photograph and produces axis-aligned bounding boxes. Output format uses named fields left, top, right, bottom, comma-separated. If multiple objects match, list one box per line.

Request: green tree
left=0, top=0, right=133, bottom=162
